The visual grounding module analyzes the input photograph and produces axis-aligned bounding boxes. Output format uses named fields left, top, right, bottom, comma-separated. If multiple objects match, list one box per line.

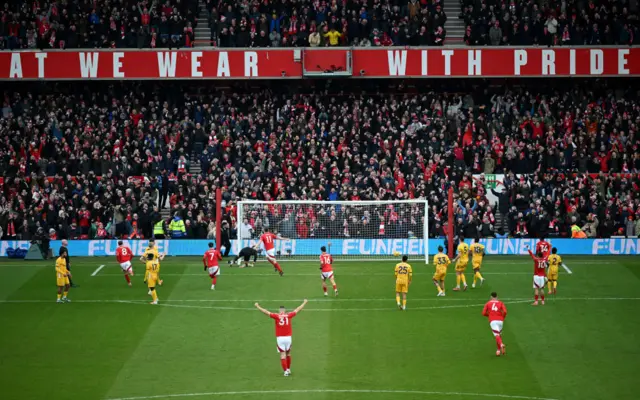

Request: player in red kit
left=115, top=240, right=134, bottom=286
left=203, top=242, right=222, bottom=290
left=536, top=237, right=551, bottom=260
left=259, top=229, right=288, bottom=276
left=482, top=292, right=508, bottom=356
left=319, top=246, right=338, bottom=297
left=526, top=244, right=548, bottom=305
left=255, top=299, right=308, bottom=376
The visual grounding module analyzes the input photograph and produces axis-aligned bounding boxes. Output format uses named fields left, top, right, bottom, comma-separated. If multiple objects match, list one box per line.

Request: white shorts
left=120, top=261, right=132, bottom=272
left=266, top=249, right=276, bottom=258
left=276, top=336, right=292, bottom=353
left=208, top=266, right=220, bottom=277
left=533, top=275, right=546, bottom=289
left=321, top=271, right=334, bottom=280
left=490, top=320, right=504, bottom=337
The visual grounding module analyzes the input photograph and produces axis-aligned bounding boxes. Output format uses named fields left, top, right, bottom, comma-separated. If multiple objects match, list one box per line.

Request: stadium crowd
left=1, top=79, right=640, bottom=242
left=0, top=0, right=199, bottom=50
left=460, top=0, right=639, bottom=46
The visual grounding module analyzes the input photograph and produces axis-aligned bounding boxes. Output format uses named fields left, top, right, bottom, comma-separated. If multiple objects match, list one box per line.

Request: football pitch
left=1, top=255, right=639, bottom=400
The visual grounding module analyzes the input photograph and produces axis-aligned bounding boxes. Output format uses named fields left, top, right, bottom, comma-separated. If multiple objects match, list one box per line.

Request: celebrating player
left=394, top=255, right=413, bottom=310
left=145, top=253, right=161, bottom=305
left=319, top=246, right=338, bottom=297
left=255, top=299, right=308, bottom=376
left=115, top=241, right=134, bottom=286
left=452, top=237, right=469, bottom=291
left=141, top=240, right=164, bottom=295
left=547, top=247, right=562, bottom=294
left=482, top=292, right=508, bottom=356
left=259, top=229, right=288, bottom=276
left=470, top=237, right=485, bottom=288
left=55, top=248, right=71, bottom=303
left=433, top=246, right=450, bottom=296
left=526, top=245, right=548, bottom=305
left=203, top=242, right=222, bottom=290
left=536, top=236, right=551, bottom=260
left=229, top=244, right=259, bottom=268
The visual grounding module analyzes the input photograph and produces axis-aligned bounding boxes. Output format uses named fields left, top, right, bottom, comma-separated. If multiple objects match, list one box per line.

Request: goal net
left=236, top=200, right=429, bottom=263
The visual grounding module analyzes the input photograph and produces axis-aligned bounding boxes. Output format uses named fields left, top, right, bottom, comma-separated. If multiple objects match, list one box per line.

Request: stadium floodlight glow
left=237, top=200, right=429, bottom=264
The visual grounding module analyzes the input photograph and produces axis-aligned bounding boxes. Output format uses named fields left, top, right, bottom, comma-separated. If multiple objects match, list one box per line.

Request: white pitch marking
left=91, top=265, right=106, bottom=276
left=105, top=388, right=560, bottom=400
left=561, top=263, right=573, bottom=274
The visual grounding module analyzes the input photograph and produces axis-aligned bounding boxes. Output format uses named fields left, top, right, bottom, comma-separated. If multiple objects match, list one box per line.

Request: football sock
left=280, top=358, right=288, bottom=371
left=63, top=291, right=68, bottom=298
left=553, top=281, right=557, bottom=289
left=461, top=275, right=467, bottom=286
left=286, top=355, right=291, bottom=369
left=541, top=294, right=545, bottom=301
left=213, top=276, right=217, bottom=285
left=402, top=299, right=407, bottom=308
left=456, top=275, right=461, bottom=287
left=211, top=279, right=216, bottom=285
left=57, top=294, right=61, bottom=300
left=151, top=290, right=158, bottom=302
left=323, top=286, right=327, bottom=293
left=496, top=335, right=503, bottom=349
left=396, top=294, right=401, bottom=304
left=534, top=295, right=538, bottom=301
left=474, top=271, right=483, bottom=283
left=274, top=263, right=283, bottom=273
left=332, top=284, right=337, bottom=291
left=125, top=274, right=131, bottom=284
left=547, top=281, right=552, bottom=291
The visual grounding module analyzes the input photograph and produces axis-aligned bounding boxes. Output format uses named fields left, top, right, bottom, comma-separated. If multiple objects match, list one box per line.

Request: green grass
left=0, top=255, right=639, bottom=400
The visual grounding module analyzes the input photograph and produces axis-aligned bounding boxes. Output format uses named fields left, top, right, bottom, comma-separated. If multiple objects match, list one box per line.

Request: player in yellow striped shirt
left=394, top=256, right=413, bottom=310
left=453, top=239, right=469, bottom=291
left=55, top=248, right=71, bottom=303
left=433, top=246, right=451, bottom=296
left=547, top=248, right=562, bottom=295
left=470, top=238, right=486, bottom=288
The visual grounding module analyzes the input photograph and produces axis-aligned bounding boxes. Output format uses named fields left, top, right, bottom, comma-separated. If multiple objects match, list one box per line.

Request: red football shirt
left=482, top=300, right=507, bottom=322
left=260, top=232, right=277, bottom=251
left=528, top=250, right=547, bottom=276
left=115, top=246, right=133, bottom=263
left=203, top=249, right=222, bottom=267
left=270, top=311, right=297, bottom=337
left=536, top=240, right=551, bottom=260
left=320, top=253, right=333, bottom=273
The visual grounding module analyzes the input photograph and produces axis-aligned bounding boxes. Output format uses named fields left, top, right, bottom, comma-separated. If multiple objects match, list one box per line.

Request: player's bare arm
left=254, top=303, right=271, bottom=316
left=293, top=299, right=308, bottom=314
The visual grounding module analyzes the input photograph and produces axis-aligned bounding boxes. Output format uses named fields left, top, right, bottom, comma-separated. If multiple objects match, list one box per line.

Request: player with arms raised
left=536, top=237, right=551, bottom=260
left=203, top=242, right=223, bottom=290
left=260, top=229, right=288, bottom=276
left=255, top=299, right=308, bottom=376
left=470, top=237, right=485, bottom=288
left=452, top=237, right=469, bottom=291
left=319, top=246, right=338, bottom=297
left=482, top=292, right=508, bottom=356
left=433, top=246, right=450, bottom=296
left=394, top=255, right=413, bottom=310
left=526, top=244, right=548, bottom=305
left=116, top=240, right=134, bottom=286
left=547, top=247, right=562, bottom=294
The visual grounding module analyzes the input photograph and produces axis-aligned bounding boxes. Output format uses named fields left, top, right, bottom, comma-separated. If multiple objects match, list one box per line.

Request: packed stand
left=1, top=79, right=640, bottom=243
left=206, top=0, right=447, bottom=48
left=0, top=0, right=199, bottom=50
left=460, top=0, right=639, bottom=46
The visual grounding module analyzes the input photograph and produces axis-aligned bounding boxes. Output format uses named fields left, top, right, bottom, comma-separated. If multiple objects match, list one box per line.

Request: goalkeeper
left=229, top=244, right=259, bottom=268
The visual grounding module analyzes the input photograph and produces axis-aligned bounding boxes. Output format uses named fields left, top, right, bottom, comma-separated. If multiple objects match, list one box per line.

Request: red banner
left=0, top=47, right=637, bottom=79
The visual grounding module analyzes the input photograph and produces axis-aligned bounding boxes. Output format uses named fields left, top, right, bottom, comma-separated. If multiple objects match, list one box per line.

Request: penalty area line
left=105, top=388, right=560, bottom=400
left=561, top=263, right=573, bottom=274
left=91, top=265, right=106, bottom=276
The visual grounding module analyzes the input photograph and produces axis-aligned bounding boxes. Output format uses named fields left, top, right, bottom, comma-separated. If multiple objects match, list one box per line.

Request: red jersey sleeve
left=288, top=311, right=297, bottom=318
left=269, top=313, right=278, bottom=319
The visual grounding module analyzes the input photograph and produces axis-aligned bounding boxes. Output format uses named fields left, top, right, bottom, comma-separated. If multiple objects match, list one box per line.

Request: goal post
left=236, top=200, right=429, bottom=263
